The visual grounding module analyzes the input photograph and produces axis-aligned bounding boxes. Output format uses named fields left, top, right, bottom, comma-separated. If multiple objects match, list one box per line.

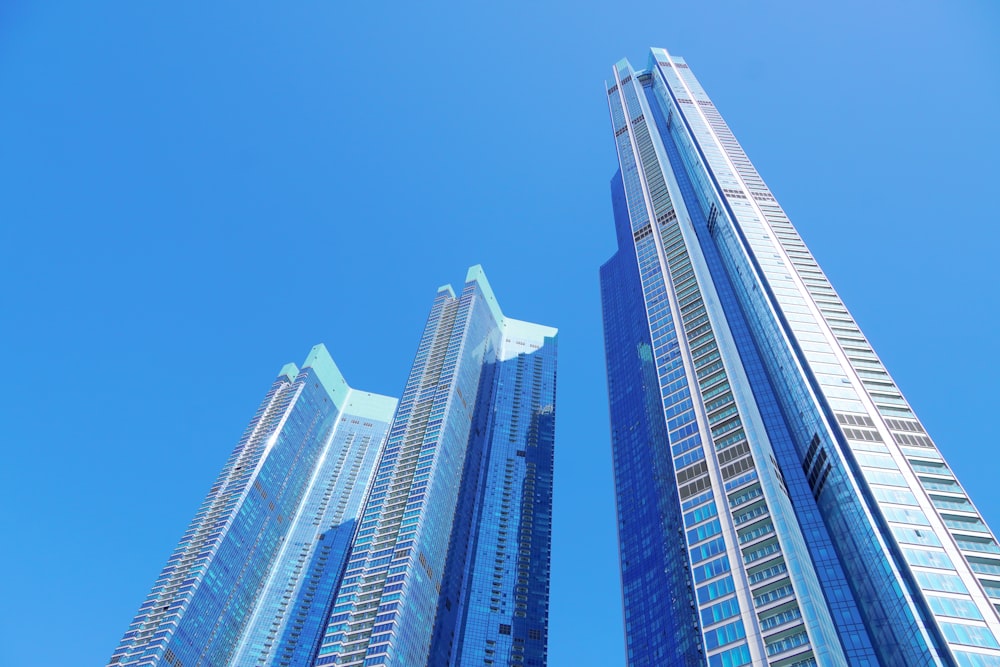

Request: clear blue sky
left=1, top=2, right=998, bottom=665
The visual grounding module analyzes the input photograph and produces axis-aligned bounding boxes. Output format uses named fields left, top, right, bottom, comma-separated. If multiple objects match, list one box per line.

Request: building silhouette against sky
left=315, top=267, right=557, bottom=667
left=108, top=267, right=557, bottom=667
left=108, top=345, right=396, bottom=667
left=600, top=48, right=1000, bottom=667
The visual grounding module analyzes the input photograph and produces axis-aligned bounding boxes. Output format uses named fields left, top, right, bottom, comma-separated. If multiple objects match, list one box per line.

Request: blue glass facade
left=109, top=269, right=557, bottom=667
left=602, top=48, right=1000, bottom=667
left=601, top=170, right=704, bottom=667
left=109, top=269, right=555, bottom=667
left=313, top=266, right=557, bottom=667
left=434, top=325, right=556, bottom=667
left=107, top=346, right=396, bottom=667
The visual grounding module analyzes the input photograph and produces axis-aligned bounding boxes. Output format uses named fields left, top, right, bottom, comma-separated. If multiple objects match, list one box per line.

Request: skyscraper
left=314, top=266, right=557, bottom=667
left=108, top=267, right=557, bottom=667
left=108, top=345, right=396, bottom=667
left=601, top=48, right=1000, bottom=667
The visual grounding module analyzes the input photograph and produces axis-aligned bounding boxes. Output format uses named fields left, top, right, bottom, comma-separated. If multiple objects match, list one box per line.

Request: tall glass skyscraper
left=109, top=267, right=557, bottom=667
left=314, top=266, right=557, bottom=667
left=108, top=345, right=396, bottom=667
left=601, top=48, right=1000, bottom=667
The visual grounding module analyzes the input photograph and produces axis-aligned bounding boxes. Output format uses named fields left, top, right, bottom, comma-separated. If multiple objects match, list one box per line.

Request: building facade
left=108, top=345, right=396, bottom=667
left=109, top=267, right=557, bottom=667
left=314, top=266, right=557, bottom=667
left=601, top=48, right=1000, bottom=667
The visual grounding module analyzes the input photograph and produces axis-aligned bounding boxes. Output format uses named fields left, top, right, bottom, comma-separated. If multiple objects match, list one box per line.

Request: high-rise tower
left=108, top=267, right=557, bottom=667
left=108, top=345, right=396, bottom=667
left=314, top=266, right=557, bottom=667
left=601, top=48, right=1000, bottom=667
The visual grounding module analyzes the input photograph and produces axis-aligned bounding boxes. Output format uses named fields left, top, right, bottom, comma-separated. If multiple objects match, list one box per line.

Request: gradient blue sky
left=1, top=2, right=998, bottom=665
